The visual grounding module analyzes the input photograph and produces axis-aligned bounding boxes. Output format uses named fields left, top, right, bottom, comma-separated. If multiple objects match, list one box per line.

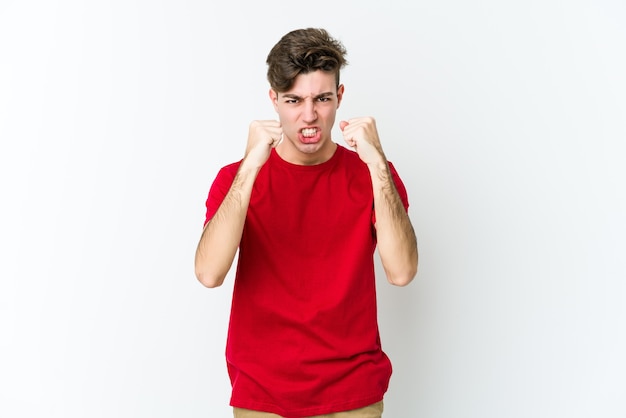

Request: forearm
left=194, top=165, right=260, bottom=288
left=370, top=161, right=418, bottom=286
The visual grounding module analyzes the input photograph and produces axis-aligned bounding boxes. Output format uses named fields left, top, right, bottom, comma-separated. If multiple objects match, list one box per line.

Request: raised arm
left=340, top=118, right=418, bottom=286
left=194, top=120, right=282, bottom=288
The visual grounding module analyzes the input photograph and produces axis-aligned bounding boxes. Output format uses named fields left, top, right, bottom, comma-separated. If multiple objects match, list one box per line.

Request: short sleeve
left=388, top=161, right=410, bottom=211
left=203, top=162, right=241, bottom=227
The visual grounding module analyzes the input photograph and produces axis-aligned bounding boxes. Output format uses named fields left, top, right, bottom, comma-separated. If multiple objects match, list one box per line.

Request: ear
left=269, top=89, right=279, bottom=112
left=336, top=84, right=345, bottom=109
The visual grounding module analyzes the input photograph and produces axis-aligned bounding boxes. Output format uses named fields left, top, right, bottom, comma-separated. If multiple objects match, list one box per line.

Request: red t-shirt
left=203, top=145, right=409, bottom=417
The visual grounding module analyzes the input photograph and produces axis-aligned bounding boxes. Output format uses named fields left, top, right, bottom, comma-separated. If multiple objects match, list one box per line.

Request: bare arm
left=368, top=160, right=418, bottom=286
left=194, top=164, right=259, bottom=288
left=194, top=120, right=282, bottom=288
left=340, top=118, right=418, bottom=286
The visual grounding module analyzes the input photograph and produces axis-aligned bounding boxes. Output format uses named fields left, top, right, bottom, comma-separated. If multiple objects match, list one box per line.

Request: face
left=270, top=70, right=344, bottom=165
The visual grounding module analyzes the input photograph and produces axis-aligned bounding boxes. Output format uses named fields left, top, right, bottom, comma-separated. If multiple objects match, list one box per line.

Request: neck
left=276, top=141, right=338, bottom=166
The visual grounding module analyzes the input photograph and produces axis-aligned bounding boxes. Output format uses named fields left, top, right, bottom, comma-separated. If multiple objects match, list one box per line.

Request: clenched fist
left=243, top=120, right=283, bottom=169
left=339, top=117, right=386, bottom=166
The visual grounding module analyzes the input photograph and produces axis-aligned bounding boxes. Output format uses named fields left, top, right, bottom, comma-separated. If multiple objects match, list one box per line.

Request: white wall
left=1, top=0, right=624, bottom=417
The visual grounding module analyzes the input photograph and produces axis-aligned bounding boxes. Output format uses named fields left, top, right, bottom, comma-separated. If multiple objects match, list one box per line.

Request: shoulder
left=221, top=160, right=242, bottom=174
left=335, top=144, right=366, bottom=169
left=207, top=160, right=242, bottom=195
left=215, top=160, right=242, bottom=180
left=336, top=144, right=358, bottom=160
left=336, top=145, right=403, bottom=177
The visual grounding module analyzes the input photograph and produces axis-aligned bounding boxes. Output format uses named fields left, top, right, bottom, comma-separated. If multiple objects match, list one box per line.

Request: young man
left=195, top=28, right=418, bottom=418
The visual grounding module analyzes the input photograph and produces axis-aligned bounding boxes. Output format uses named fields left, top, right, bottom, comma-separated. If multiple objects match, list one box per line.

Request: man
left=195, top=28, right=418, bottom=418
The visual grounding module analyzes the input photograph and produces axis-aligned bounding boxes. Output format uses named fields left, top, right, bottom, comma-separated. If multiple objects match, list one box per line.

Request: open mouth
left=299, top=127, right=321, bottom=144
left=301, top=128, right=317, bottom=138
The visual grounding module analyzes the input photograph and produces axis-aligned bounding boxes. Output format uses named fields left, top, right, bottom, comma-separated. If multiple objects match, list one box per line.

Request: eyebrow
left=282, top=92, right=335, bottom=100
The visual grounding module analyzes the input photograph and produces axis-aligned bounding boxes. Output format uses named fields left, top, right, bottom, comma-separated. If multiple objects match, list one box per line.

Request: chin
left=297, top=143, right=322, bottom=154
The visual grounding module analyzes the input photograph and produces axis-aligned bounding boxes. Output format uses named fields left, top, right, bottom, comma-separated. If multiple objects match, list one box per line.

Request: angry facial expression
left=270, top=70, right=344, bottom=165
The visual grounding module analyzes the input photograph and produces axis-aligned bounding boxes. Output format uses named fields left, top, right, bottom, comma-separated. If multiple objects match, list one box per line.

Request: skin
left=269, top=71, right=343, bottom=165
left=194, top=70, right=418, bottom=287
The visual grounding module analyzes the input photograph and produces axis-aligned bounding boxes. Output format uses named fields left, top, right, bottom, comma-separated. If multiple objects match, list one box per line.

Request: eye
left=285, top=99, right=299, bottom=104
left=317, top=97, right=331, bottom=102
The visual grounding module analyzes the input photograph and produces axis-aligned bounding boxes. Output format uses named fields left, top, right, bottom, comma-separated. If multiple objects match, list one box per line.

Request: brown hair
left=266, top=28, right=348, bottom=92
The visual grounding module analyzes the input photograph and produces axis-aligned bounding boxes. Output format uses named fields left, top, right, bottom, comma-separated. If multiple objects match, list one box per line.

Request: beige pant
left=233, top=401, right=384, bottom=418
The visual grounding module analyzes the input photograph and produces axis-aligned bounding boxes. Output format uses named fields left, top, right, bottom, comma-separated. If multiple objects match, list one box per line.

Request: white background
left=1, top=0, right=625, bottom=417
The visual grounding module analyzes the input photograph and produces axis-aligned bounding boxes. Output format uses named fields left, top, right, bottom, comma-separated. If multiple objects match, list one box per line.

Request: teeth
left=302, top=128, right=316, bottom=137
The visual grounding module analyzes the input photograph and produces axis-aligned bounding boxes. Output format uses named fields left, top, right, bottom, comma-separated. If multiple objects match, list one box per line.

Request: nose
left=302, top=100, right=317, bottom=123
